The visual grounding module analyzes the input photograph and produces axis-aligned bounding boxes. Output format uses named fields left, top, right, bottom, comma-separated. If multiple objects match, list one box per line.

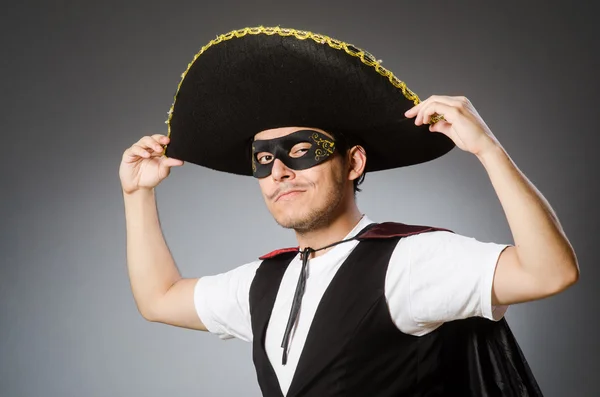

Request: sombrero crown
left=164, top=26, right=454, bottom=175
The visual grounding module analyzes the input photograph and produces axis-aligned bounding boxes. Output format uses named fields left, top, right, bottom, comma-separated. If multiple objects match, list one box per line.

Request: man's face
left=254, top=126, right=350, bottom=233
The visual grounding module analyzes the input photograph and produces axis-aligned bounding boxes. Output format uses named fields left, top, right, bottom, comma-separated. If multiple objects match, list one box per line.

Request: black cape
left=256, top=222, right=544, bottom=396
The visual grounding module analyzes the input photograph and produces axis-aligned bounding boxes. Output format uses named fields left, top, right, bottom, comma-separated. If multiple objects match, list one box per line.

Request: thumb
left=157, top=157, right=182, bottom=179
left=429, top=120, right=453, bottom=136
left=162, top=157, right=185, bottom=168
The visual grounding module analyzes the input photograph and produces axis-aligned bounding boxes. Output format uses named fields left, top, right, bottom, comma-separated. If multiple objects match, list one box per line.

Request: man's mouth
left=275, top=190, right=305, bottom=202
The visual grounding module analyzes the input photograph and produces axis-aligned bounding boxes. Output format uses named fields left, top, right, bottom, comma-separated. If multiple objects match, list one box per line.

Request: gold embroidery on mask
left=311, top=133, right=335, bottom=161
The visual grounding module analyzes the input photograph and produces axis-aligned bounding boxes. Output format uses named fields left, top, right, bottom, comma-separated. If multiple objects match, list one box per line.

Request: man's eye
left=290, top=145, right=311, bottom=158
left=257, top=154, right=274, bottom=164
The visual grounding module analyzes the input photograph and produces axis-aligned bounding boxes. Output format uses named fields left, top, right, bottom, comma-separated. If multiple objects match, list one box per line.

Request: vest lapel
left=286, top=238, right=398, bottom=397
left=250, top=251, right=297, bottom=397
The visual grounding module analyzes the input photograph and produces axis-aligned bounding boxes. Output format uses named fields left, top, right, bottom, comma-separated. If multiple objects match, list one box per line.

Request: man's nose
left=271, top=158, right=295, bottom=181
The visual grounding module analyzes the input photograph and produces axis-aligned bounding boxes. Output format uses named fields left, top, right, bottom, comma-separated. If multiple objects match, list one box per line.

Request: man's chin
left=272, top=210, right=333, bottom=233
left=272, top=212, right=311, bottom=230
left=273, top=216, right=304, bottom=230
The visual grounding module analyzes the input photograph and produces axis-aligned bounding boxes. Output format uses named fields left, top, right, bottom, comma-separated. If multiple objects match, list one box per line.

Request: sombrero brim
left=164, top=27, right=455, bottom=175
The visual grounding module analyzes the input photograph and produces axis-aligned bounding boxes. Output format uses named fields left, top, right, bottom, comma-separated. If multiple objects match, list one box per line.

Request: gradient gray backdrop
left=2, top=1, right=598, bottom=396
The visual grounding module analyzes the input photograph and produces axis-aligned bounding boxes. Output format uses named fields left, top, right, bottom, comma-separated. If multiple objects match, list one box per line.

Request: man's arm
left=405, top=95, right=579, bottom=306
left=124, top=188, right=206, bottom=330
left=477, top=145, right=579, bottom=306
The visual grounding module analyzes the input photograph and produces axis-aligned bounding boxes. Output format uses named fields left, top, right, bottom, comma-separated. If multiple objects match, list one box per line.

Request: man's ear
left=347, top=145, right=367, bottom=182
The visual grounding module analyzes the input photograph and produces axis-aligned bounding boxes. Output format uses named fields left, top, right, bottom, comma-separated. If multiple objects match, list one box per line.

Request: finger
left=426, top=95, right=470, bottom=109
left=429, top=119, right=453, bottom=134
left=415, top=101, right=459, bottom=126
left=404, top=100, right=425, bottom=118
left=417, top=101, right=446, bottom=125
left=404, top=95, right=439, bottom=117
left=137, top=136, right=167, bottom=153
left=406, top=95, right=469, bottom=118
left=140, top=136, right=163, bottom=152
left=124, top=144, right=151, bottom=161
left=137, top=133, right=169, bottom=142
left=419, top=96, right=469, bottom=124
left=151, top=134, right=170, bottom=145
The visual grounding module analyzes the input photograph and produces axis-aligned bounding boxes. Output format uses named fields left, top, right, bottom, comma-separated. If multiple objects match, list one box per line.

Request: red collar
left=259, top=222, right=450, bottom=260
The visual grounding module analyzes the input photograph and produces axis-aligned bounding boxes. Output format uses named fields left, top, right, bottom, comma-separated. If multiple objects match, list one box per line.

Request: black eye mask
left=251, top=129, right=336, bottom=178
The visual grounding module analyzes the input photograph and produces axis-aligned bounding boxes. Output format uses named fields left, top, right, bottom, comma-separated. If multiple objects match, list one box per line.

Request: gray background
left=1, top=1, right=598, bottom=396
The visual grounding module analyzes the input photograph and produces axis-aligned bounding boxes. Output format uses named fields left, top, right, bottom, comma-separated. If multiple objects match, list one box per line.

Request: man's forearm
left=123, top=188, right=182, bottom=319
left=477, top=144, right=579, bottom=291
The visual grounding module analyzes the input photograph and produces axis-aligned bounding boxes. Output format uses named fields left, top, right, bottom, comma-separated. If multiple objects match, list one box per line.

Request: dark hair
left=330, top=131, right=366, bottom=194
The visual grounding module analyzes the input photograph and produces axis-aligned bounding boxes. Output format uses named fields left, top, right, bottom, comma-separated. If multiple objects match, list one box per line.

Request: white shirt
left=194, top=216, right=510, bottom=395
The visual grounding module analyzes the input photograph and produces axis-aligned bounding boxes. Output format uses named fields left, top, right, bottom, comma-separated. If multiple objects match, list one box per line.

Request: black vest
left=249, top=222, right=543, bottom=397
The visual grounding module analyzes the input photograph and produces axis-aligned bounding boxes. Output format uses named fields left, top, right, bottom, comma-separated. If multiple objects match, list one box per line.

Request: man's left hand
left=404, top=95, right=500, bottom=157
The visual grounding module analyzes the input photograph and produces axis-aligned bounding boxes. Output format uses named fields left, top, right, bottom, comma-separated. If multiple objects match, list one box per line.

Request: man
left=120, top=27, right=578, bottom=396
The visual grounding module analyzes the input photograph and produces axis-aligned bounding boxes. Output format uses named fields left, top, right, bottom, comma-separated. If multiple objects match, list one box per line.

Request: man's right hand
left=119, top=134, right=184, bottom=194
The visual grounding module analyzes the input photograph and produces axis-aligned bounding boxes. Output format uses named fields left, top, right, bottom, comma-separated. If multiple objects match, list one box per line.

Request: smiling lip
left=275, top=190, right=305, bottom=202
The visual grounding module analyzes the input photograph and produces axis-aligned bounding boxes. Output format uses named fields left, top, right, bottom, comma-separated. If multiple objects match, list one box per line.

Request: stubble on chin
left=273, top=176, right=345, bottom=234
left=275, top=205, right=334, bottom=234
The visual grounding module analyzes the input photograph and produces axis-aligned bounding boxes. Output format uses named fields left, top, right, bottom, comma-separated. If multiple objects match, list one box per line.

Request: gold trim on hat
left=164, top=26, right=425, bottom=141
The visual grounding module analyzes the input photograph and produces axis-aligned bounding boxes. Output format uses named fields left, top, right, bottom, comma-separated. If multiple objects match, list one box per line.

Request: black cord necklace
left=279, top=223, right=377, bottom=365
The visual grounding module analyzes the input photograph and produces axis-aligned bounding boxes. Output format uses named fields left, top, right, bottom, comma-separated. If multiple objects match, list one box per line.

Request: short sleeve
left=385, top=231, right=510, bottom=336
left=194, top=260, right=262, bottom=342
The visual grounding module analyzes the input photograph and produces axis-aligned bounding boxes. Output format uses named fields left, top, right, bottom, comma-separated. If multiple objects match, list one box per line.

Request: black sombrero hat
left=164, top=26, right=454, bottom=175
